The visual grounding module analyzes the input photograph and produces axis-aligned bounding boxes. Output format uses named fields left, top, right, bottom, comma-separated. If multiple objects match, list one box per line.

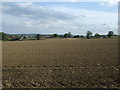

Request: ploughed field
left=2, top=38, right=120, bottom=88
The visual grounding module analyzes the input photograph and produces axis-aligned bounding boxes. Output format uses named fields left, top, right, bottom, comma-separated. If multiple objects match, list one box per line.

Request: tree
left=95, top=33, right=101, bottom=38
left=53, top=34, right=58, bottom=38
left=36, top=34, right=41, bottom=40
left=0, top=32, right=2, bottom=40
left=68, top=32, right=72, bottom=37
left=74, top=35, right=80, bottom=38
left=0, top=32, right=10, bottom=41
left=64, top=32, right=72, bottom=38
left=11, top=35, right=21, bottom=41
left=64, top=33, right=69, bottom=38
left=107, top=31, right=114, bottom=38
left=86, top=31, right=92, bottom=39
left=23, top=36, right=26, bottom=39
left=80, top=35, right=84, bottom=38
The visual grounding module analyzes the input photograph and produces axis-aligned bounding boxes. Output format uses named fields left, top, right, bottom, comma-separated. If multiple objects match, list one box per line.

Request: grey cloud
left=80, top=15, right=87, bottom=17
left=2, top=2, right=76, bottom=21
left=2, top=2, right=117, bottom=35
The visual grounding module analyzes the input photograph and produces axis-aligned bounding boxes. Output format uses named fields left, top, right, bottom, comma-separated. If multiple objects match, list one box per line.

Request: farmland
left=2, top=38, right=120, bottom=88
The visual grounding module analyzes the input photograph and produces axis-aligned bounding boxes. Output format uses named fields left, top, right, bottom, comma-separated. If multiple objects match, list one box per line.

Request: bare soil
left=2, top=38, right=120, bottom=88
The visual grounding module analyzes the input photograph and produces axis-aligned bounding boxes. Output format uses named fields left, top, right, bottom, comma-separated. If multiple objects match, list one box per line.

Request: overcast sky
left=1, top=2, right=118, bottom=35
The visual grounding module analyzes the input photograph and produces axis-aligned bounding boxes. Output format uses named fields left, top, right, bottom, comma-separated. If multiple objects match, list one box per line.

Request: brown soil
left=2, top=38, right=120, bottom=88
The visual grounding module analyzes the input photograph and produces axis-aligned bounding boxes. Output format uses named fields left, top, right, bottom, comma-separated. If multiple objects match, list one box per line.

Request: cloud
left=2, top=2, right=76, bottom=20
left=18, top=2, right=33, bottom=7
left=2, top=2, right=118, bottom=35
left=22, top=21, right=33, bottom=27
left=100, top=0, right=119, bottom=7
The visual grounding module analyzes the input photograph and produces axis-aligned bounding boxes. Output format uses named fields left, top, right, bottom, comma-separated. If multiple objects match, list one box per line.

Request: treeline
left=0, top=31, right=117, bottom=41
